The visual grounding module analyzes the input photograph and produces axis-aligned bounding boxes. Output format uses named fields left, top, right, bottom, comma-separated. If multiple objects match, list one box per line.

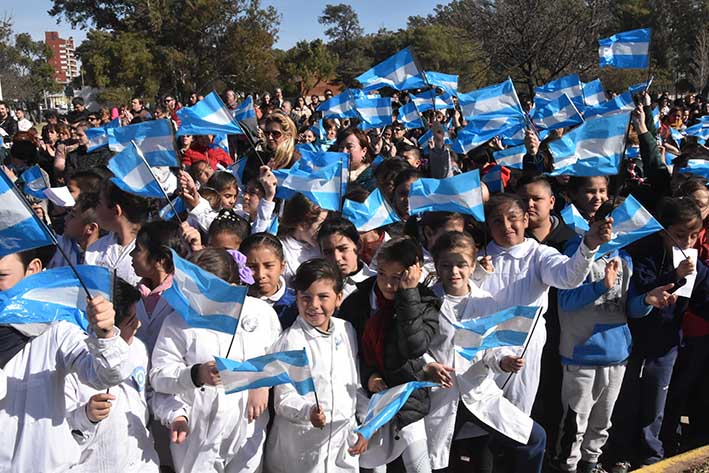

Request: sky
left=5, top=0, right=443, bottom=49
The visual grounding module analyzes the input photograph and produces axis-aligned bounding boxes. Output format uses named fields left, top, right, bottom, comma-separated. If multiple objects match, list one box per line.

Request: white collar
left=487, top=238, right=536, bottom=259
left=260, top=276, right=287, bottom=304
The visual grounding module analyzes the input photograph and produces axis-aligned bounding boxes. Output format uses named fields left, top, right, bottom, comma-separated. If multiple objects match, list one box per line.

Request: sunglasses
left=265, top=129, right=283, bottom=138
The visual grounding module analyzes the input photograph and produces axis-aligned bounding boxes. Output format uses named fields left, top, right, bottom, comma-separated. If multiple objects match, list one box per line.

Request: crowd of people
left=0, top=77, right=708, bottom=473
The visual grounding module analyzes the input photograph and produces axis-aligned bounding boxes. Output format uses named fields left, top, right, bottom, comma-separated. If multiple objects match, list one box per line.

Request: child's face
left=488, top=202, right=528, bottom=248
left=194, top=162, right=213, bottom=185
left=0, top=254, right=39, bottom=291
left=246, top=245, right=285, bottom=297
left=376, top=259, right=407, bottom=300
left=242, top=181, right=262, bottom=219
left=219, top=185, right=238, bottom=210
left=296, top=279, right=343, bottom=331
left=435, top=250, right=475, bottom=296
left=67, top=179, right=81, bottom=200
left=394, top=178, right=417, bottom=219
left=320, top=233, right=359, bottom=276
left=690, top=189, right=709, bottom=222
left=424, top=219, right=465, bottom=249
left=662, top=220, right=702, bottom=251
left=130, top=242, right=156, bottom=279
left=64, top=207, right=89, bottom=240
left=95, top=188, right=117, bottom=232
left=209, top=231, right=241, bottom=251
left=571, top=177, right=608, bottom=218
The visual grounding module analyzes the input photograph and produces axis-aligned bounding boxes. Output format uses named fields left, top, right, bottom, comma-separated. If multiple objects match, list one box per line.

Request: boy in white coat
left=0, top=248, right=133, bottom=472
left=265, top=258, right=367, bottom=473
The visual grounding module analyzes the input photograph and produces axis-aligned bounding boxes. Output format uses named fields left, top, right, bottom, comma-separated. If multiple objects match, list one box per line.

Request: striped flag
left=355, top=48, right=426, bottom=92
left=86, top=118, right=120, bottom=152
left=107, top=143, right=166, bottom=198
left=408, top=170, right=485, bottom=222
left=177, top=91, right=243, bottom=137
left=560, top=203, right=590, bottom=236
left=595, top=194, right=663, bottom=259
left=409, top=90, right=456, bottom=113
left=534, top=74, right=585, bottom=111
left=583, top=92, right=635, bottom=120
left=424, top=71, right=459, bottom=96
left=19, top=165, right=48, bottom=199
left=599, top=28, right=651, bottom=69
left=342, top=188, right=400, bottom=232
left=397, top=101, right=424, bottom=129
left=582, top=79, right=606, bottom=107
left=679, top=159, right=709, bottom=179
left=108, top=119, right=178, bottom=167
left=493, top=145, right=526, bottom=170
left=531, top=93, right=584, bottom=131
left=317, top=89, right=361, bottom=119
left=356, top=97, right=393, bottom=130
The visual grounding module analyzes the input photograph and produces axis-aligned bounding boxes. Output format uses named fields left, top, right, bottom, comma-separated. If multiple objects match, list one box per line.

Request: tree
left=278, top=40, right=338, bottom=96
left=690, top=26, right=709, bottom=95
left=318, top=3, right=369, bottom=87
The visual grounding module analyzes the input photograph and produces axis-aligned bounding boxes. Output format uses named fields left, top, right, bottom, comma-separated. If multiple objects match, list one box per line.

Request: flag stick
left=131, top=140, right=183, bottom=223
left=236, top=119, right=267, bottom=167
left=225, top=295, right=247, bottom=359
left=500, top=307, right=543, bottom=391
left=303, top=346, right=322, bottom=411
left=662, top=229, right=689, bottom=260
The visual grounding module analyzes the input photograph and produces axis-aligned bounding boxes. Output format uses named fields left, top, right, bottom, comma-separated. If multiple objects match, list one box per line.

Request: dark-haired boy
left=48, top=192, right=101, bottom=268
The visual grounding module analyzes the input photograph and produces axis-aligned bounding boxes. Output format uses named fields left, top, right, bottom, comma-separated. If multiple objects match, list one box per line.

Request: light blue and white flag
left=595, top=194, right=663, bottom=259
left=20, top=165, right=48, bottom=199
left=86, top=118, right=120, bottom=152
left=356, top=48, right=426, bottom=92
left=408, top=170, right=485, bottom=221
left=560, top=203, right=590, bottom=236
left=0, top=171, right=55, bottom=258
left=626, top=145, right=640, bottom=159
left=450, top=122, right=515, bottom=155
left=424, top=71, right=459, bottom=95
left=584, top=92, right=635, bottom=120
left=273, top=152, right=349, bottom=211
left=534, top=74, right=585, bottom=111
left=356, top=97, right=393, bottom=130
left=266, top=215, right=279, bottom=235
left=652, top=107, right=661, bottom=131
left=342, top=188, right=400, bottom=232
left=212, top=134, right=230, bottom=154
left=418, top=120, right=454, bottom=154
left=215, top=349, right=316, bottom=395
left=458, top=78, right=524, bottom=122
left=599, top=28, right=651, bottom=69
left=409, top=90, right=456, bottom=113
left=234, top=95, right=257, bottom=121
left=482, top=165, right=504, bottom=193
left=582, top=79, right=606, bottom=107
left=628, top=77, right=653, bottom=95
left=355, top=381, right=439, bottom=440
left=453, top=306, right=540, bottom=361
left=493, top=144, right=526, bottom=170
left=549, top=112, right=630, bottom=176
left=162, top=250, right=247, bottom=334
left=669, top=127, right=685, bottom=146
left=317, top=89, right=361, bottom=119
left=685, top=122, right=709, bottom=141
left=159, top=196, right=186, bottom=221
left=679, top=159, right=709, bottom=179
left=108, top=119, right=178, bottom=167
left=108, top=143, right=165, bottom=198
left=0, top=265, right=111, bottom=332
left=397, top=101, right=424, bottom=129
left=177, top=91, right=243, bottom=137
left=531, top=93, right=584, bottom=131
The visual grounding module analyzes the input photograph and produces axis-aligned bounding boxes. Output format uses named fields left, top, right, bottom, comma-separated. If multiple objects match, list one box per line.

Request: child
left=190, top=160, right=214, bottom=187
left=566, top=176, right=609, bottom=221
left=206, top=209, right=251, bottom=250
left=426, top=231, right=546, bottom=473
left=179, top=170, right=240, bottom=233
left=67, top=169, right=103, bottom=200
left=65, top=278, right=160, bottom=473
left=608, top=197, right=709, bottom=471
left=339, top=236, right=439, bottom=473
left=48, top=192, right=101, bottom=268
left=0, top=248, right=131, bottom=472
left=317, top=215, right=375, bottom=298
left=405, top=211, right=467, bottom=285
left=86, top=178, right=151, bottom=285
left=265, top=259, right=365, bottom=472
left=278, top=193, right=327, bottom=282
left=480, top=193, right=612, bottom=415
left=150, top=248, right=281, bottom=473
left=241, top=232, right=297, bottom=329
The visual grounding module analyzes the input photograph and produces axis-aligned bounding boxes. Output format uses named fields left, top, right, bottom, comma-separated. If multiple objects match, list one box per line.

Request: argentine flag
left=355, top=48, right=426, bottom=92
left=215, top=349, right=316, bottom=395
left=0, top=171, right=55, bottom=257
left=19, top=165, right=48, bottom=199
left=397, top=101, right=424, bottom=129
left=108, top=143, right=166, bottom=198
left=408, top=170, right=485, bottom=222
left=108, top=119, right=178, bottom=167
left=583, top=91, right=635, bottom=120
left=273, top=152, right=349, bottom=212
left=482, top=165, right=504, bottom=194
left=595, top=194, right=663, bottom=259
left=162, top=250, right=247, bottom=334
left=424, top=71, right=459, bottom=96
left=177, top=91, right=243, bottom=137
left=599, top=28, right=651, bottom=69
left=86, top=118, right=120, bottom=152
left=493, top=144, right=526, bottom=170
left=534, top=74, right=585, bottom=111
left=685, top=122, right=709, bottom=141
left=457, top=78, right=524, bottom=122
left=342, top=188, right=400, bottom=232
left=560, top=203, right=590, bottom=236
left=629, top=77, right=653, bottom=95
left=409, top=90, right=456, bottom=113
left=531, top=93, right=584, bottom=131
left=0, top=265, right=112, bottom=332
left=454, top=306, right=540, bottom=361
left=356, top=97, right=393, bottom=130
left=159, top=196, right=186, bottom=221
left=355, top=381, right=439, bottom=440
left=582, top=79, right=606, bottom=107
left=317, top=89, right=361, bottom=119
left=549, top=112, right=630, bottom=176
left=451, top=122, right=515, bottom=155
left=679, top=159, right=709, bottom=179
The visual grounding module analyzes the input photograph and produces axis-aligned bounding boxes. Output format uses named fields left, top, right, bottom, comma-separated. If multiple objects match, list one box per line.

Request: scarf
left=361, top=285, right=396, bottom=373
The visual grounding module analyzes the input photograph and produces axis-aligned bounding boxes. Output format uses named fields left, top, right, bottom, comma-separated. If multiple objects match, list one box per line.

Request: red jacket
left=181, top=143, right=233, bottom=170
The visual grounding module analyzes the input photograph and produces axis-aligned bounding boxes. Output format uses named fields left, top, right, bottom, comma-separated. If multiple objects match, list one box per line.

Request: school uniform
left=48, top=234, right=86, bottom=268
left=481, top=238, right=597, bottom=415
left=0, top=322, right=132, bottom=472
left=188, top=197, right=219, bottom=233
left=281, top=236, right=321, bottom=284
left=265, top=316, right=361, bottom=473
left=342, top=262, right=375, bottom=300
left=65, top=337, right=160, bottom=473
left=259, top=276, right=297, bottom=330
left=150, top=297, right=281, bottom=473
left=84, top=232, right=140, bottom=286
left=135, top=276, right=175, bottom=356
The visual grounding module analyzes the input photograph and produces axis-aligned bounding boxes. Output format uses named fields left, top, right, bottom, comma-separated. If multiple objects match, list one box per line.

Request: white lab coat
left=281, top=236, right=321, bottom=284
left=265, top=316, right=360, bottom=473
left=84, top=233, right=140, bottom=286
left=65, top=337, right=159, bottom=473
left=150, top=297, right=281, bottom=473
left=424, top=283, right=534, bottom=469
left=481, top=238, right=596, bottom=414
left=135, top=295, right=176, bottom=357
left=0, top=322, right=132, bottom=472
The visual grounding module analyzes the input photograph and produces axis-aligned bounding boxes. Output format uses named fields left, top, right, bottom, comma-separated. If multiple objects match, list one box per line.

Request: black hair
left=206, top=171, right=238, bottom=194
left=102, top=179, right=151, bottom=225
left=674, top=176, right=709, bottom=198
left=10, top=140, right=39, bottom=165
left=373, top=157, right=411, bottom=183
left=240, top=232, right=285, bottom=261
left=317, top=214, right=361, bottom=247
left=69, top=170, right=102, bottom=194
left=377, top=236, right=423, bottom=267
left=515, top=174, right=553, bottom=194
left=656, top=197, right=702, bottom=229
left=74, top=192, right=99, bottom=225
left=17, top=246, right=55, bottom=269
left=392, top=167, right=421, bottom=191
left=343, top=185, right=369, bottom=203
left=71, top=97, right=85, bottom=106
left=135, top=221, right=189, bottom=274
left=207, top=210, right=251, bottom=247
left=279, top=193, right=323, bottom=237
left=567, top=176, right=609, bottom=194
left=189, top=248, right=241, bottom=284
left=113, top=278, right=141, bottom=326
left=430, top=231, right=478, bottom=262
left=484, top=193, right=526, bottom=219
left=292, top=258, right=343, bottom=294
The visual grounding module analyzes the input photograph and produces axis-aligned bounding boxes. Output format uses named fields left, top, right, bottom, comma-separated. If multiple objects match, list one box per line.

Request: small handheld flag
left=19, top=165, right=48, bottom=199
left=107, top=143, right=167, bottom=198
left=599, top=28, right=651, bottom=69
left=86, top=118, right=120, bottom=152
left=176, top=91, right=243, bottom=137
left=408, top=170, right=485, bottom=222
left=595, top=194, right=663, bottom=259
left=493, top=145, right=526, bottom=170
left=356, top=48, right=426, bottom=92
left=108, top=119, right=178, bottom=167
left=342, top=188, right=400, bottom=232
left=560, top=203, right=590, bottom=236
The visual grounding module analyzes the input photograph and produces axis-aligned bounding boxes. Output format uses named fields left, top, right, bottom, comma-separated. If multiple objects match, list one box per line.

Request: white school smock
left=0, top=322, right=132, bottom=472
left=481, top=238, right=596, bottom=414
left=84, top=233, right=140, bottom=286
left=342, top=262, right=375, bottom=300
left=136, top=295, right=177, bottom=357
left=150, top=297, right=281, bottom=473
left=281, top=236, right=321, bottom=284
left=65, top=337, right=159, bottom=473
left=424, top=283, right=533, bottom=469
left=48, top=234, right=84, bottom=268
left=265, top=316, right=360, bottom=473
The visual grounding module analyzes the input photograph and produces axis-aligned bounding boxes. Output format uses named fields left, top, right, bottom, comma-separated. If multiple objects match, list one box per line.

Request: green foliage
left=277, top=40, right=338, bottom=96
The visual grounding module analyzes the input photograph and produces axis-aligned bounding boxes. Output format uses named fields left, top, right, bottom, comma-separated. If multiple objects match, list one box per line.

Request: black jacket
left=338, top=276, right=440, bottom=430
